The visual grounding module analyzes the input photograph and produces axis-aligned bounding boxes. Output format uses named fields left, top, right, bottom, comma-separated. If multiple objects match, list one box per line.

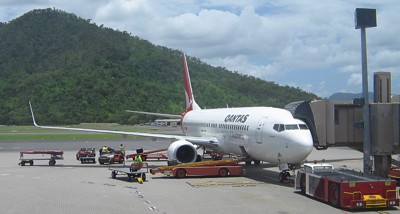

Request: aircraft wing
left=125, top=110, right=181, bottom=119
left=29, top=102, right=218, bottom=147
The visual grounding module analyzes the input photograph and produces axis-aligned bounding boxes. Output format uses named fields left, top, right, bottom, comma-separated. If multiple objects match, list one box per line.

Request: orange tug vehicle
left=150, top=159, right=244, bottom=178
left=295, top=163, right=399, bottom=210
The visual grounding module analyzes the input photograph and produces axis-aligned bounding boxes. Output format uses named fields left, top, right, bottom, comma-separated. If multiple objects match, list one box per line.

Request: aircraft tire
left=278, top=172, right=286, bottom=183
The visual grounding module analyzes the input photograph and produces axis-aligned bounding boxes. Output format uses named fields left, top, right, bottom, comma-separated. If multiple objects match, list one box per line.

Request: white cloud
left=95, top=0, right=153, bottom=22
left=0, top=0, right=48, bottom=6
left=347, top=73, right=362, bottom=87
left=205, top=55, right=281, bottom=78
left=93, top=0, right=156, bottom=33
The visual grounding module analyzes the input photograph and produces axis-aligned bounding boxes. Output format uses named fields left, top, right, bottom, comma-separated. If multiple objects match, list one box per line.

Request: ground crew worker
left=134, top=154, right=142, bottom=163
left=131, top=154, right=143, bottom=172
left=119, top=144, right=125, bottom=152
left=102, top=146, right=109, bottom=154
left=119, top=144, right=126, bottom=165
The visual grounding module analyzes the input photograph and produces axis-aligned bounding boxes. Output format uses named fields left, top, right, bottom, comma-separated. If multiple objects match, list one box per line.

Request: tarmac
left=0, top=138, right=399, bottom=214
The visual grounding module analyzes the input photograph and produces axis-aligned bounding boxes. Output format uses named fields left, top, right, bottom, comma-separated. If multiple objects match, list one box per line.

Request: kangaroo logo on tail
left=182, top=53, right=201, bottom=112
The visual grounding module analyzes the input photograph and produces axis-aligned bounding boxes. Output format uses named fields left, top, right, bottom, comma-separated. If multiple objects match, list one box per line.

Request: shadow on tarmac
left=240, top=163, right=294, bottom=187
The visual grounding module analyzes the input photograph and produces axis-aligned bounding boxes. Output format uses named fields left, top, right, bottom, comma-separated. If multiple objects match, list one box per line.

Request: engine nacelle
left=167, top=140, right=197, bottom=163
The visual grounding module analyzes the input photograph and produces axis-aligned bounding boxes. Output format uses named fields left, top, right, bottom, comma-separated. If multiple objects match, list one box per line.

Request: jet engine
left=167, top=140, right=197, bottom=164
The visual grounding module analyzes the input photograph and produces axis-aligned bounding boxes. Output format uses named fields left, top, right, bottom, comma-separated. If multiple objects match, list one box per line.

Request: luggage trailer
left=19, top=150, right=64, bottom=166
left=109, top=162, right=149, bottom=183
left=295, top=163, right=399, bottom=209
left=150, top=159, right=244, bottom=178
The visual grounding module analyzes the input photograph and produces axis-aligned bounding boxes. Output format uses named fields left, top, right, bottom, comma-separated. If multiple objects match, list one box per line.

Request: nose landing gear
left=279, top=171, right=291, bottom=183
left=278, top=163, right=301, bottom=183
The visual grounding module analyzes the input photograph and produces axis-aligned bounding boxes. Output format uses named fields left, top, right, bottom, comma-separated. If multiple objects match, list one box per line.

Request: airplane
left=29, top=53, right=314, bottom=182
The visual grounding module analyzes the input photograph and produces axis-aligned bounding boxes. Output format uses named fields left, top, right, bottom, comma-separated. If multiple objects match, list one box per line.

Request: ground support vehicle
left=19, top=150, right=64, bottom=166
left=295, top=163, right=399, bottom=209
left=126, top=148, right=167, bottom=161
left=76, top=148, right=96, bottom=164
left=98, top=152, right=124, bottom=165
left=109, top=162, right=148, bottom=183
left=150, top=159, right=244, bottom=178
left=388, top=159, right=400, bottom=182
left=388, top=166, right=400, bottom=182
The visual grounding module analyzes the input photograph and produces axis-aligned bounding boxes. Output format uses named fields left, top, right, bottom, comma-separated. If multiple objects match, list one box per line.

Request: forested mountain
left=328, top=92, right=373, bottom=100
left=0, top=8, right=316, bottom=125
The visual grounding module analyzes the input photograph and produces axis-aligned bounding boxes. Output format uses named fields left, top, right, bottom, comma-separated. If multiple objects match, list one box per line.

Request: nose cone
left=286, top=131, right=313, bottom=163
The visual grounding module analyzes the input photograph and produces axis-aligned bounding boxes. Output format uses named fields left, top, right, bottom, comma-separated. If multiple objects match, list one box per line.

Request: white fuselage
left=181, top=107, right=313, bottom=164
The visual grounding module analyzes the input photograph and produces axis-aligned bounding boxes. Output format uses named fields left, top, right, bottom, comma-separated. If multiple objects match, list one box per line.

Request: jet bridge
left=286, top=99, right=400, bottom=177
left=287, top=71, right=400, bottom=177
left=286, top=99, right=367, bottom=150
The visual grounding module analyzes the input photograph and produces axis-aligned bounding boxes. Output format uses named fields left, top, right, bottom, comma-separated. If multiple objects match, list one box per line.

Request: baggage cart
left=19, top=150, right=64, bottom=166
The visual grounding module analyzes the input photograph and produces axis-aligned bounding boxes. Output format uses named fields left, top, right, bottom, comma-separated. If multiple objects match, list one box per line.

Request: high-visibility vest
left=119, top=145, right=125, bottom=151
left=134, top=155, right=142, bottom=162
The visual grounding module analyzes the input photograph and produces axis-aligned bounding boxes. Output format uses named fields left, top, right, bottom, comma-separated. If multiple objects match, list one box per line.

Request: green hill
left=0, top=8, right=316, bottom=125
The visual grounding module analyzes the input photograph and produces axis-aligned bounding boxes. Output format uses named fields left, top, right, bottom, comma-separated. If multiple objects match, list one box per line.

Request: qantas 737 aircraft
left=29, top=53, right=313, bottom=182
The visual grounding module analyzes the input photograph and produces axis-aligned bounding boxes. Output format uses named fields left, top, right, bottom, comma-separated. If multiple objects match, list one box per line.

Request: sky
left=1, top=0, right=399, bottom=98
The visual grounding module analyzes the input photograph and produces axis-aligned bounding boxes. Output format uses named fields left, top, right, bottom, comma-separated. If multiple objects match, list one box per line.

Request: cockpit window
left=273, top=124, right=279, bottom=131
left=274, top=123, right=308, bottom=132
left=273, top=124, right=285, bottom=132
left=285, top=124, right=299, bottom=130
left=299, top=124, right=309, bottom=130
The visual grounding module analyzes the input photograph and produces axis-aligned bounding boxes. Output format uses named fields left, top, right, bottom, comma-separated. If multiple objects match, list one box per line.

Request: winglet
left=182, top=53, right=201, bottom=112
left=28, top=101, right=39, bottom=127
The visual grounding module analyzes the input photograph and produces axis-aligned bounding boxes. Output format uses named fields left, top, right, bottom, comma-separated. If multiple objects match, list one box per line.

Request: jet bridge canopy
left=285, top=100, right=322, bottom=149
left=286, top=100, right=400, bottom=155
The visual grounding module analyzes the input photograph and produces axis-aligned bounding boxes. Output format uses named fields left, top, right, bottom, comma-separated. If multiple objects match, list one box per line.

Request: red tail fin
left=182, top=53, right=200, bottom=112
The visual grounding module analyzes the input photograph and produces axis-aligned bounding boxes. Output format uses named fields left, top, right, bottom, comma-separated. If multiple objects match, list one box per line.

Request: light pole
left=354, top=8, right=377, bottom=174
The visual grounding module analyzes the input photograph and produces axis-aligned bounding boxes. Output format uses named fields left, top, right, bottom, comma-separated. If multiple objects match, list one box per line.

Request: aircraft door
left=255, top=117, right=267, bottom=144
